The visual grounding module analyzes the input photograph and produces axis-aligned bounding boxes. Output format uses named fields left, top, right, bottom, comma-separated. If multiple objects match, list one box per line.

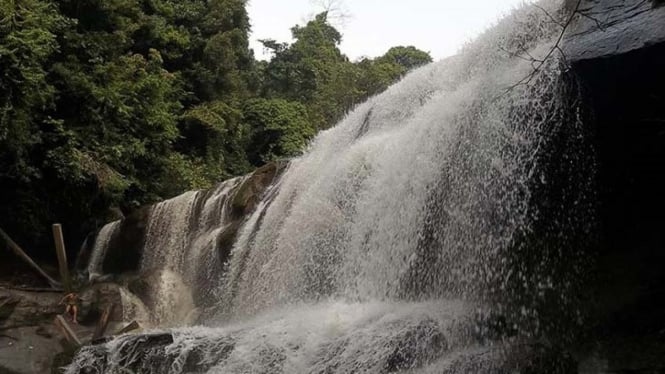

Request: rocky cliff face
left=564, top=0, right=665, bottom=62
left=565, top=0, right=665, bottom=372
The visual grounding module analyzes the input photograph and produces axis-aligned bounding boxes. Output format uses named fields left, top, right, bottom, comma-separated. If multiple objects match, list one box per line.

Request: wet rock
left=0, top=288, right=61, bottom=329
left=565, top=0, right=665, bottom=370
left=78, top=161, right=288, bottom=281
left=125, top=273, right=154, bottom=309
left=564, top=0, right=665, bottom=62
left=231, top=161, right=287, bottom=218
left=309, top=318, right=448, bottom=373
left=78, top=283, right=124, bottom=324
left=69, top=333, right=235, bottom=374
left=0, top=288, right=66, bottom=374
left=383, top=319, right=448, bottom=371
left=101, top=206, right=151, bottom=274
left=0, top=326, right=65, bottom=374
left=74, top=211, right=126, bottom=276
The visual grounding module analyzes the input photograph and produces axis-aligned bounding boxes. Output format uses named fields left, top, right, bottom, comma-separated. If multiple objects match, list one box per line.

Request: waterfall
left=87, top=220, right=120, bottom=281
left=69, top=1, right=596, bottom=372
left=86, top=177, right=250, bottom=326
left=138, top=176, right=249, bottom=326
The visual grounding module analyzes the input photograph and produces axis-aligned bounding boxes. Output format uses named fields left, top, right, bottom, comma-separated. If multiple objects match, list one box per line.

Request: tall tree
left=0, top=0, right=74, bottom=256
left=260, top=12, right=357, bottom=129
left=260, top=14, right=432, bottom=131
left=0, top=0, right=68, bottom=180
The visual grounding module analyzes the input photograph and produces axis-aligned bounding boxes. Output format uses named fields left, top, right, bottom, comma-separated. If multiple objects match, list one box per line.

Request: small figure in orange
left=59, top=292, right=79, bottom=324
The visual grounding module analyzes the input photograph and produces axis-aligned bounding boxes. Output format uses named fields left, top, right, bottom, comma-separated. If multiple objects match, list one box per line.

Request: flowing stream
left=67, top=1, right=596, bottom=372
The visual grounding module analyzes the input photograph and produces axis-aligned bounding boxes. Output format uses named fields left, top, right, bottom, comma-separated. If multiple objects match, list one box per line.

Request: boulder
left=231, top=161, right=287, bottom=218
left=0, top=288, right=61, bottom=330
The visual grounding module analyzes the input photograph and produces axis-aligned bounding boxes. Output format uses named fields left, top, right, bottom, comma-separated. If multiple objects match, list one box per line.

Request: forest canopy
left=0, top=0, right=431, bottom=258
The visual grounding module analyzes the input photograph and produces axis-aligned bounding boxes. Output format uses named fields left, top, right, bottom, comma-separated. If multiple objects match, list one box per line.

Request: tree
left=260, top=12, right=357, bottom=130
left=355, top=46, right=432, bottom=100
left=0, top=0, right=68, bottom=180
left=260, top=15, right=432, bottom=131
left=376, top=46, right=432, bottom=71
left=309, top=0, right=350, bottom=27
left=0, top=0, right=74, bottom=257
left=243, top=98, right=315, bottom=165
left=178, top=100, right=252, bottom=183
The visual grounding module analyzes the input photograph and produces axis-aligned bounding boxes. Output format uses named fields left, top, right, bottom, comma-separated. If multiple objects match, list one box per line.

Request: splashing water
left=118, top=286, right=152, bottom=327
left=70, top=1, right=596, bottom=372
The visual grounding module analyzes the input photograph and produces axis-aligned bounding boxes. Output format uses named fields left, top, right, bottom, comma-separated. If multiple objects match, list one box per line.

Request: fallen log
left=0, top=285, right=62, bottom=293
left=52, top=224, right=72, bottom=292
left=0, top=228, right=62, bottom=289
left=54, top=315, right=82, bottom=346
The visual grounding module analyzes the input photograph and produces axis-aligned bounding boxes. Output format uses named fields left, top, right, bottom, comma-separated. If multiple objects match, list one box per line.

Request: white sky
left=247, top=0, right=533, bottom=61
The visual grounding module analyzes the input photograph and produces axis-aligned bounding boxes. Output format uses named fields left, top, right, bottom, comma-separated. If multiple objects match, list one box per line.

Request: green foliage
left=0, top=0, right=69, bottom=180
left=179, top=100, right=252, bottom=180
left=0, top=1, right=431, bottom=261
left=260, top=12, right=354, bottom=128
left=377, top=46, right=432, bottom=71
left=355, top=46, right=432, bottom=101
left=261, top=13, right=431, bottom=130
left=243, top=98, right=315, bottom=164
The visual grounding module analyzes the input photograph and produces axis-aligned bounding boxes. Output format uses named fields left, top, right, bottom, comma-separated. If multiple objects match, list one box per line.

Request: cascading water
left=86, top=177, right=250, bottom=327
left=87, top=220, right=120, bottom=280
left=139, top=176, right=251, bottom=326
left=68, top=1, right=596, bottom=372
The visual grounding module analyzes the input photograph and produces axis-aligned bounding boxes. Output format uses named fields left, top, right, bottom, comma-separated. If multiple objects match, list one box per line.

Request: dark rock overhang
left=564, top=0, right=665, bottom=63
left=563, top=0, right=665, bottom=371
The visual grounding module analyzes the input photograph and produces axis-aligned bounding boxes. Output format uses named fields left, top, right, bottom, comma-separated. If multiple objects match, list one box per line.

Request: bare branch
left=532, top=4, right=566, bottom=27
left=498, top=45, right=538, bottom=63
left=309, top=0, right=351, bottom=27
left=500, top=0, right=583, bottom=96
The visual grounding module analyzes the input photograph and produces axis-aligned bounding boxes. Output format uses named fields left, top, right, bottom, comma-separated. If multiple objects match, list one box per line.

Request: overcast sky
left=247, top=0, right=533, bottom=61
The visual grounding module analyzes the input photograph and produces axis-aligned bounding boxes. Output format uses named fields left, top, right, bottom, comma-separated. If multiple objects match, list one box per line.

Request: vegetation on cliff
left=0, top=0, right=431, bottom=260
